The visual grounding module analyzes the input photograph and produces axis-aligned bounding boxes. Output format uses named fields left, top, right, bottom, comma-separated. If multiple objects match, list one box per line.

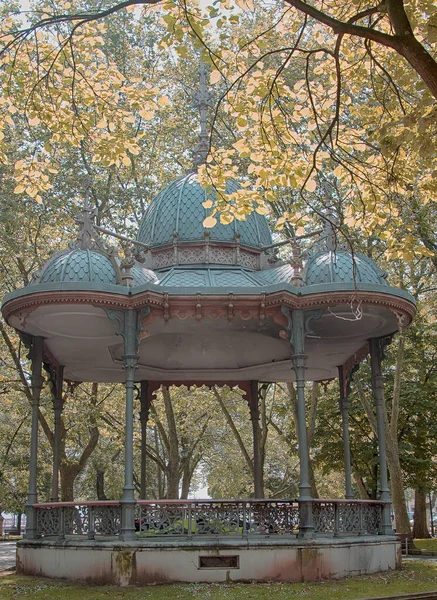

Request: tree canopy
left=1, top=0, right=437, bottom=260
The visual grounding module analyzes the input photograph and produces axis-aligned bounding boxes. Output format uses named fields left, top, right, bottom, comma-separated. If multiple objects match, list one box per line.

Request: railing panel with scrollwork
left=35, top=502, right=121, bottom=538
left=313, top=500, right=383, bottom=536
left=249, top=500, right=300, bottom=535
left=135, top=499, right=300, bottom=537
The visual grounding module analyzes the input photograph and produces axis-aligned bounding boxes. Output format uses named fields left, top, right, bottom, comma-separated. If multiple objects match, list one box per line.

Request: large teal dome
left=137, top=172, right=273, bottom=250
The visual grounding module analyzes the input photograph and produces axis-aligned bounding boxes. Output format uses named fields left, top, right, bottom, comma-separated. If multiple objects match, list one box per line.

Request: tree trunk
left=60, top=463, right=78, bottom=501
left=58, top=385, right=100, bottom=501
left=385, top=439, right=410, bottom=534
left=354, top=345, right=411, bottom=536
left=180, top=461, right=191, bottom=499
left=16, top=512, right=22, bottom=534
left=162, top=387, right=180, bottom=498
left=96, top=469, right=107, bottom=500
left=413, top=488, right=430, bottom=539
left=354, top=473, right=370, bottom=500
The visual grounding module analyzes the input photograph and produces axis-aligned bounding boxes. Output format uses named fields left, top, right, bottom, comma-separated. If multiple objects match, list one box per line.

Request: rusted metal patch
left=198, top=555, right=239, bottom=569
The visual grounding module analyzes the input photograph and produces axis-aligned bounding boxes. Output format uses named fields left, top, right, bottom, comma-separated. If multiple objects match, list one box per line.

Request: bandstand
left=1, top=69, right=416, bottom=585
left=2, top=167, right=416, bottom=584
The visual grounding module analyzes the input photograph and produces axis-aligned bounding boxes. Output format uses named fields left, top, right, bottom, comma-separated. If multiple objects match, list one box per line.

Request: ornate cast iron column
left=139, top=380, right=150, bottom=500
left=121, top=309, right=139, bottom=541
left=338, top=365, right=353, bottom=499
left=284, top=308, right=314, bottom=539
left=249, top=380, right=262, bottom=498
left=25, top=336, right=44, bottom=540
left=49, top=365, right=64, bottom=502
left=106, top=307, right=148, bottom=541
left=369, top=337, right=393, bottom=535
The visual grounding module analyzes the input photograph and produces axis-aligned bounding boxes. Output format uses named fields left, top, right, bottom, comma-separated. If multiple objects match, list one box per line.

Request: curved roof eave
left=2, top=281, right=131, bottom=307
left=2, top=279, right=416, bottom=308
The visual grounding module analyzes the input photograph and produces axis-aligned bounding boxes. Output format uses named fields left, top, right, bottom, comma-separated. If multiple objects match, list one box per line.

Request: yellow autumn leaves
left=1, top=8, right=174, bottom=201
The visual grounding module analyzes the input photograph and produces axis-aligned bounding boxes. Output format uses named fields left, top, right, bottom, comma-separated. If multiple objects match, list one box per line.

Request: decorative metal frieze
left=153, top=250, right=174, bottom=269
left=209, top=247, right=234, bottom=265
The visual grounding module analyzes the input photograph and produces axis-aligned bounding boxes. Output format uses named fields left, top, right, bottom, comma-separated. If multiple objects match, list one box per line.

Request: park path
left=0, top=542, right=15, bottom=571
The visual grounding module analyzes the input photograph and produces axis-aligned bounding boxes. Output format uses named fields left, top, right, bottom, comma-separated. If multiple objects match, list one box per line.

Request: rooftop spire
left=192, top=61, right=214, bottom=168
left=75, top=177, right=97, bottom=250
left=320, top=180, right=338, bottom=252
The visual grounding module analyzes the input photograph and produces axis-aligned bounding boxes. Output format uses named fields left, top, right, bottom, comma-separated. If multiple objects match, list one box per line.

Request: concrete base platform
left=16, top=536, right=401, bottom=585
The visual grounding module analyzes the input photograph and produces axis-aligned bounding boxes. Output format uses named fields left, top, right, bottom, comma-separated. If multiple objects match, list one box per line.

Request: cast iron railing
left=135, top=499, right=300, bottom=536
left=33, top=498, right=385, bottom=539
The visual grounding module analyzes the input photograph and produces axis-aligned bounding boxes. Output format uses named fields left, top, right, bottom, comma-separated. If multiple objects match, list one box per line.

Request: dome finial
left=75, top=177, right=97, bottom=250
left=319, top=180, right=338, bottom=252
left=192, top=61, right=214, bottom=168
left=73, top=178, right=115, bottom=256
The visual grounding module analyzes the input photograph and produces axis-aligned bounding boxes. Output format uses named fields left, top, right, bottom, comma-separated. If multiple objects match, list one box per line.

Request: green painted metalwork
left=304, top=250, right=387, bottom=286
left=39, top=249, right=117, bottom=285
left=156, top=265, right=294, bottom=287
left=137, top=173, right=273, bottom=250
left=131, top=266, right=158, bottom=286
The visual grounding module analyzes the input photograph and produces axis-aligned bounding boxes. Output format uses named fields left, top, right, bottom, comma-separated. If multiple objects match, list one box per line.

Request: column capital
left=123, top=353, right=139, bottom=370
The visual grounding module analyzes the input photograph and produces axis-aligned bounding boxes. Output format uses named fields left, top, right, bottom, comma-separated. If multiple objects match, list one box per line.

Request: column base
left=297, top=528, right=315, bottom=540
left=120, top=490, right=136, bottom=542
left=380, top=501, right=394, bottom=535
left=298, top=499, right=314, bottom=540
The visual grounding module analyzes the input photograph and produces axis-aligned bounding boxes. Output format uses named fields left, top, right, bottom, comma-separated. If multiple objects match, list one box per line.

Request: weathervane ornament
left=74, top=177, right=97, bottom=250
left=192, top=61, right=214, bottom=167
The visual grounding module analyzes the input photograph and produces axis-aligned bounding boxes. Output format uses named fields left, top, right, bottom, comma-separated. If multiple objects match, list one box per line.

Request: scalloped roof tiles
left=137, top=173, right=272, bottom=251
left=131, top=266, right=158, bottom=286
left=156, top=265, right=293, bottom=288
left=304, top=251, right=388, bottom=286
left=39, top=249, right=118, bottom=285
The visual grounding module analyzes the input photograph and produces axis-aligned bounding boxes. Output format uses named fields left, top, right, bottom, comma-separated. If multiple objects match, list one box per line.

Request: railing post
left=187, top=502, right=192, bottom=539
left=88, top=505, right=95, bottom=540
left=334, top=502, right=339, bottom=537
left=359, top=503, right=365, bottom=536
left=242, top=503, right=247, bottom=539
left=59, top=506, right=65, bottom=540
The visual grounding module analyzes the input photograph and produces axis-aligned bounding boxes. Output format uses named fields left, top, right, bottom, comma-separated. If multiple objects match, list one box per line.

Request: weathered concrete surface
left=16, top=536, right=400, bottom=585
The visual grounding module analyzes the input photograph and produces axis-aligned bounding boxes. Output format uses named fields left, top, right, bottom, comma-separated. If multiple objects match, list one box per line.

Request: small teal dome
left=137, top=172, right=272, bottom=250
left=304, top=250, right=387, bottom=286
left=39, top=249, right=118, bottom=285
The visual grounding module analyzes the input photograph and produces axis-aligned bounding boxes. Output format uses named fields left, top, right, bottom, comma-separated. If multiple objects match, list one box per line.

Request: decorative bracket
left=280, top=306, right=324, bottom=353
left=104, top=307, right=150, bottom=355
